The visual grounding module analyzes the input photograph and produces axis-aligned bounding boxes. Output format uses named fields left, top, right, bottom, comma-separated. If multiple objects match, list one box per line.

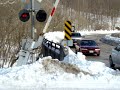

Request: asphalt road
left=71, top=34, right=115, bottom=67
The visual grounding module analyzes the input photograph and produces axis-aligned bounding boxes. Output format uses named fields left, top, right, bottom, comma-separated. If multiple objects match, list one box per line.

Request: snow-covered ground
left=44, top=30, right=120, bottom=42
left=103, top=34, right=120, bottom=44
left=79, top=29, right=120, bottom=36
left=0, top=30, right=120, bottom=90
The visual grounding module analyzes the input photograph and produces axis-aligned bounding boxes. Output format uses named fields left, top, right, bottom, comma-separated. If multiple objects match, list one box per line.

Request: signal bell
left=19, top=9, right=30, bottom=22
left=36, top=10, right=47, bottom=22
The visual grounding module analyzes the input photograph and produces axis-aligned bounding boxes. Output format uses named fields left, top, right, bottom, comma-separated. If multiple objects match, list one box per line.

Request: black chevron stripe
left=65, top=30, right=71, bottom=36
left=67, top=21, right=71, bottom=25
left=65, top=36, right=69, bottom=40
left=65, top=24, right=72, bottom=32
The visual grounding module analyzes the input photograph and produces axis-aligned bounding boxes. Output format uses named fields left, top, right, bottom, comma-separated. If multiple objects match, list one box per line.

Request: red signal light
left=21, top=14, right=28, bottom=18
left=19, top=9, right=30, bottom=22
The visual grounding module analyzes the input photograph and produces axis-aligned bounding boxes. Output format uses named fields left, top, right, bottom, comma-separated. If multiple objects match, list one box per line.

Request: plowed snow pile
left=1, top=31, right=120, bottom=89
left=0, top=47, right=120, bottom=89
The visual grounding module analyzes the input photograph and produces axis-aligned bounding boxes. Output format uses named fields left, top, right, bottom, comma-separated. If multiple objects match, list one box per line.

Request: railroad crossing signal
left=18, top=9, right=47, bottom=22
left=64, top=20, right=72, bottom=40
left=18, top=0, right=47, bottom=41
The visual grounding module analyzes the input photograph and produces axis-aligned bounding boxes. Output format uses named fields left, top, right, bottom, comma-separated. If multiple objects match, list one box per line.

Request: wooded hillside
left=59, top=0, right=120, bottom=30
left=0, top=0, right=120, bottom=67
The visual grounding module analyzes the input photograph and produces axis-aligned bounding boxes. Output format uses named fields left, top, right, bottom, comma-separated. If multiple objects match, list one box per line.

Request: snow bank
left=0, top=50, right=120, bottom=89
left=1, top=31, right=120, bottom=89
left=105, top=34, right=120, bottom=43
left=80, top=30, right=120, bottom=36
left=101, top=34, right=120, bottom=45
left=63, top=47, right=116, bottom=75
left=44, top=30, right=120, bottom=42
left=44, top=31, right=64, bottom=43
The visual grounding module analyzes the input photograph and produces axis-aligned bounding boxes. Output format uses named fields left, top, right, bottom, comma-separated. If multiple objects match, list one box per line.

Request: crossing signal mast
left=16, top=0, right=60, bottom=66
left=19, top=0, right=47, bottom=39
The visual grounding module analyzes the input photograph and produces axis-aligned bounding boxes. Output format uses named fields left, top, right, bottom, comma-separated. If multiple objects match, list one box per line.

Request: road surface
left=71, top=34, right=115, bottom=67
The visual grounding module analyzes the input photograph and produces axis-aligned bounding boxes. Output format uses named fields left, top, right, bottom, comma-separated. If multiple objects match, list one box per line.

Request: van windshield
left=71, top=33, right=81, bottom=37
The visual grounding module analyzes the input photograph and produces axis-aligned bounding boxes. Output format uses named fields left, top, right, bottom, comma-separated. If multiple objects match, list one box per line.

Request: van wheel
left=109, top=56, right=115, bottom=68
left=75, top=50, right=77, bottom=54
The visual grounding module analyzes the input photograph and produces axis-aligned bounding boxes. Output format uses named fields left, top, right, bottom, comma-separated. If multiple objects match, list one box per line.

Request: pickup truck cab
left=71, top=32, right=83, bottom=47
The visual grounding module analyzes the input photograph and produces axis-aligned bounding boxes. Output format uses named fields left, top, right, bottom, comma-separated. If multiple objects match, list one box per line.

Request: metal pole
left=30, top=0, right=35, bottom=63
left=30, top=0, right=35, bottom=40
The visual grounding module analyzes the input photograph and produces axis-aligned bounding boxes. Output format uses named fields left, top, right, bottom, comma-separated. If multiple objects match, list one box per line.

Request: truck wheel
left=109, top=56, right=115, bottom=68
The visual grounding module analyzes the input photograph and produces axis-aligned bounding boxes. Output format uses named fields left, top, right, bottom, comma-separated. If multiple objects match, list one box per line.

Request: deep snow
left=0, top=30, right=120, bottom=90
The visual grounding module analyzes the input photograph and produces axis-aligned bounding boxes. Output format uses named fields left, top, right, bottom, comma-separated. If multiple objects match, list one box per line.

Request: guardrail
left=42, top=38, right=66, bottom=61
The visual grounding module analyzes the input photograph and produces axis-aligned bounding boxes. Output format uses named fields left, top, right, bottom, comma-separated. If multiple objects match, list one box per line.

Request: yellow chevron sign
left=64, top=21, right=72, bottom=40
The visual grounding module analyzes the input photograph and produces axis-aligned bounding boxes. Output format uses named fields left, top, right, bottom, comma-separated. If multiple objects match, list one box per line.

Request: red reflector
left=51, top=7, right=55, bottom=16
